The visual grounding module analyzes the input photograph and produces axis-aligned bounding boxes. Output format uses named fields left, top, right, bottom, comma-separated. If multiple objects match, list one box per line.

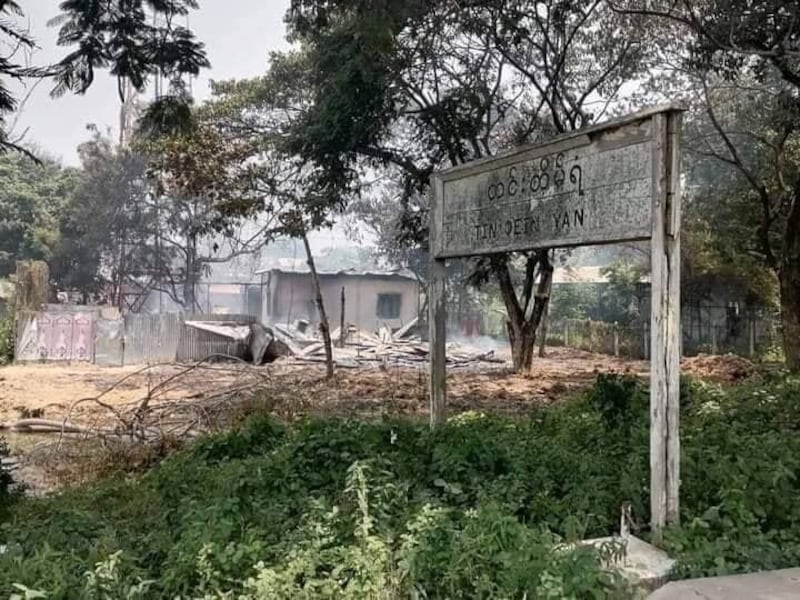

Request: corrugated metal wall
left=15, top=308, right=96, bottom=362
left=175, top=314, right=256, bottom=362
left=123, top=313, right=184, bottom=365
left=16, top=310, right=258, bottom=366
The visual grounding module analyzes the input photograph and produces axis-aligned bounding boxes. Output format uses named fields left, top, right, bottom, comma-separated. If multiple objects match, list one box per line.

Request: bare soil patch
left=681, top=353, right=756, bottom=383
left=0, top=347, right=646, bottom=427
left=0, top=347, right=754, bottom=493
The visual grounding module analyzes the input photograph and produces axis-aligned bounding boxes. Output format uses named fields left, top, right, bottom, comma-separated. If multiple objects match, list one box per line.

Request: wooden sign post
left=428, top=104, right=684, bottom=539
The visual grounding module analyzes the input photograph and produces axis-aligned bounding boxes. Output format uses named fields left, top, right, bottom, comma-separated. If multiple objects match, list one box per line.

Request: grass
left=2, top=372, right=800, bottom=598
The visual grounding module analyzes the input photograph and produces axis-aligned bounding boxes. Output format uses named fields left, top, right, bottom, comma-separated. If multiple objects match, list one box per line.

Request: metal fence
left=122, top=312, right=256, bottom=365
left=15, top=307, right=97, bottom=362
left=547, top=316, right=781, bottom=360
left=175, top=314, right=256, bottom=362
left=16, top=309, right=258, bottom=366
left=122, top=312, right=185, bottom=365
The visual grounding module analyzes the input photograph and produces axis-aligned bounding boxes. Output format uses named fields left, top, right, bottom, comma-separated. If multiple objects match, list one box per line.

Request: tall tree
left=612, top=0, right=800, bottom=369
left=50, top=130, right=155, bottom=304
left=203, top=54, right=355, bottom=377
left=140, top=123, right=270, bottom=311
left=0, top=0, right=208, bottom=156
left=281, top=0, right=653, bottom=370
left=51, top=127, right=270, bottom=312
left=0, top=153, right=76, bottom=276
left=0, top=1, right=36, bottom=153
left=49, top=0, right=209, bottom=137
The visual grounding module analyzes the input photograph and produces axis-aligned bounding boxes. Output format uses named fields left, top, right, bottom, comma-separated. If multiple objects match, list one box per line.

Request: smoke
left=448, top=334, right=507, bottom=352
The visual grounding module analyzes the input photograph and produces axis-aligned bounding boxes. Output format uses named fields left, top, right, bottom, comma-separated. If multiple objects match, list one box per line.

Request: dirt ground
left=0, top=347, right=759, bottom=428
left=0, top=347, right=757, bottom=494
left=0, top=347, right=648, bottom=428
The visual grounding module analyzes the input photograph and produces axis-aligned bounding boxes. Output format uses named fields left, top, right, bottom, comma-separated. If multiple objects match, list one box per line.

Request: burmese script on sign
left=436, top=131, right=655, bottom=257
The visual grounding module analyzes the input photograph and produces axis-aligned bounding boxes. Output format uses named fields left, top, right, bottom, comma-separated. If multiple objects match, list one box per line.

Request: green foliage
left=0, top=154, right=77, bottom=277
left=0, top=0, right=37, bottom=156
left=550, top=283, right=597, bottom=321
left=0, top=1, right=208, bottom=158
left=759, top=341, right=786, bottom=364
left=0, top=311, right=14, bottom=365
left=50, top=1, right=209, bottom=99
left=0, top=436, right=17, bottom=520
left=49, top=132, right=151, bottom=294
left=600, top=260, right=648, bottom=325
left=3, top=377, right=800, bottom=595
left=663, top=375, right=800, bottom=577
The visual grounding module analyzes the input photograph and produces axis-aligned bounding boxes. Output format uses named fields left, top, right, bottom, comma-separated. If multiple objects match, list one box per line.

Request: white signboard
left=433, top=116, right=655, bottom=258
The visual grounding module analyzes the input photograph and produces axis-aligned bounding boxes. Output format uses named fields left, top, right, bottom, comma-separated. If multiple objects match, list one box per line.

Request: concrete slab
left=570, top=535, right=675, bottom=592
left=648, top=568, right=800, bottom=599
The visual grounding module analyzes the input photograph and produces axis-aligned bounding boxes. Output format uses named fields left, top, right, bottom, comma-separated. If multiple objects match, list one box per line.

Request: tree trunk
left=779, top=271, right=800, bottom=370
left=183, top=233, right=198, bottom=314
left=508, top=321, right=537, bottom=371
left=495, top=250, right=554, bottom=372
left=339, top=286, right=347, bottom=347
left=780, top=190, right=800, bottom=371
left=538, top=252, right=554, bottom=358
left=302, top=232, right=334, bottom=379
left=538, top=301, right=550, bottom=358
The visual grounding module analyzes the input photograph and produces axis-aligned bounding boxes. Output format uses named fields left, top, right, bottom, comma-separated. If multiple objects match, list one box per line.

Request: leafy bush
left=0, top=313, right=14, bottom=365
left=2, top=375, right=800, bottom=596
left=0, top=436, right=18, bottom=520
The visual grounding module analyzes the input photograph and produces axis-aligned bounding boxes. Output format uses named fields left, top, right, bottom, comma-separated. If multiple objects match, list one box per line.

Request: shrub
left=0, top=313, right=14, bottom=365
left=2, top=374, right=800, bottom=596
left=0, top=436, right=18, bottom=519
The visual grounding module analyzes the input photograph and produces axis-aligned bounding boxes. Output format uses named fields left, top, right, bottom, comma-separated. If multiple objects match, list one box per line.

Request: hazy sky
left=14, top=1, right=291, bottom=166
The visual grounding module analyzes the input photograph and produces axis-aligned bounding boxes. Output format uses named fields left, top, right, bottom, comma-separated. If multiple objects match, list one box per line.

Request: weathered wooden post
left=613, top=322, right=620, bottom=357
left=428, top=106, right=684, bottom=539
left=429, top=175, right=447, bottom=428
left=649, top=110, right=682, bottom=540
left=564, top=321, right=570, bottom=347
left=711, top=323, right=718, bottom=355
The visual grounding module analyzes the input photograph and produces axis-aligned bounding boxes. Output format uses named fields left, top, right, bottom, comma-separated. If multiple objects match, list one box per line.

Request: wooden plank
left=650, top=111, right=682, bottom=540
left=650, top=112, right=668, bottom=541
left=379, top=325, right=393, bottom=343
left=429, top=173, right=447, bottom=429
left=437, top=103, right=684, bottom=180
left=393, top=316, right=419, bottom=340
left=665, top=111, right=682, bottom=527
left=298, top=341, right=324, bottom=357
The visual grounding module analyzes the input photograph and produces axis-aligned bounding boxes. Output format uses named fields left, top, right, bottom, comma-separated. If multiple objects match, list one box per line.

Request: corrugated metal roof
left=257, top=265, right=418, bottom=281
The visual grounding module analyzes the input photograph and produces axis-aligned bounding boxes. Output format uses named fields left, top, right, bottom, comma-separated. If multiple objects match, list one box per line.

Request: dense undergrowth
left=2, top=373, right=800, bottom=598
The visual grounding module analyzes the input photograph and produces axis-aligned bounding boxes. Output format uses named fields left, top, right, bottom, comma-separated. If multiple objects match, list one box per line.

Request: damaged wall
left=263, top=271, right=420, bottom=332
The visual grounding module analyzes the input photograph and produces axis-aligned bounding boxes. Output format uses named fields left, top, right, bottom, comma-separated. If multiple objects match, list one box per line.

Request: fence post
left=564, top=321, right=569, bottom=347
left=749, top=318, right=756, bottom=357
left=613, top=322, right=620, bottom=357
left=711, top=323, right=718, bottom=355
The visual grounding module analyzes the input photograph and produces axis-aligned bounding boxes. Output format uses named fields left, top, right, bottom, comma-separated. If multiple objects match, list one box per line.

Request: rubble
left=179, top=316, right=503, bottom=368
left=275, top=318, right=504, bottom=368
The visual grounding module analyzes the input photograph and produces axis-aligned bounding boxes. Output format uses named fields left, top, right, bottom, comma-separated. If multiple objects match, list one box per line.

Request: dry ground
left=0, top=347, right=647, bottom=427
left=0, top=348, right=757, bottom=427
left=0, top=347, right=754, bottom=493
